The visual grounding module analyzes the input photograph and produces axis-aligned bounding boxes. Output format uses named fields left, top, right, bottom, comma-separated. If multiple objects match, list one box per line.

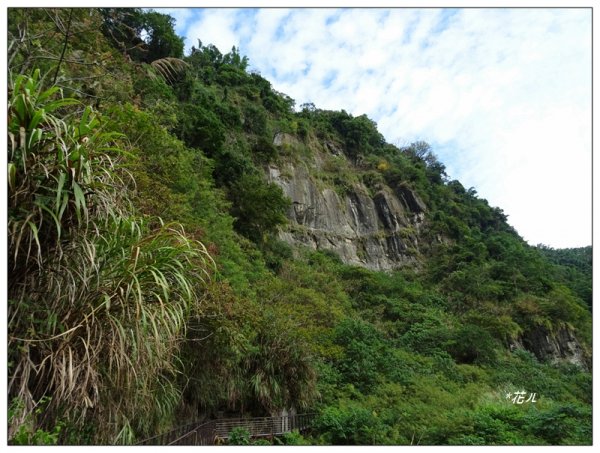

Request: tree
left=446, top=325, right=498, bottom=365
left=229, top=173, right=291, bottom=243
left=223, top=45, right=249, bottom=70
left=329, top=111, right=385, bottom=162
left=401, top=141, right=447, bottom=183
left=333, top=318, right=389, bottom=391
left=100, top=8, right=183, bottom=62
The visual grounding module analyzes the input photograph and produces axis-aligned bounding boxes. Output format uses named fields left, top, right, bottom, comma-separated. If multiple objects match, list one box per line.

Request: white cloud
left=160, top=8, right=194, bottom=35
left=184, top=9, right=243, bottom=52
left=178, top=7, right=591, bottom=248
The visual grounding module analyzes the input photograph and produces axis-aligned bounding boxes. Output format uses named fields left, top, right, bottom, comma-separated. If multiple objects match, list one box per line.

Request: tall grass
left=7, top=70, right=214, bottom=444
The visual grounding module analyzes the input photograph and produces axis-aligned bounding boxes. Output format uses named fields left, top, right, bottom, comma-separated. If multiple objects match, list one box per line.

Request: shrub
left=251, top=135, right=278, bottom=163
left=175, top=103, right=225, bottom=154
left=243, top=102, right=268, bottom=136
left=332, top=319, right=390, bottom=392
left=446, top=325, right=499, bottom=365
left=314, top=401, right=385, bottom=445
left=280, top=430, right=310, bottom=445
left=229, top=173, right=290, bottom=243
left=228, top=427, right=251, bottom=445
left=524, top=403, right=592, bottom=445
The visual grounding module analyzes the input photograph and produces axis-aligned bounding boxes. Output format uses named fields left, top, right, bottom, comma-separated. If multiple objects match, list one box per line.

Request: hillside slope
left=7, top=8, right=592, bottom=446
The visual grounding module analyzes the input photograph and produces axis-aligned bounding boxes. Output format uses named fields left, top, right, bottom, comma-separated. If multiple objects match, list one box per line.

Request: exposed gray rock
left=396, top=184, right=426, bottom=214
left=518, top=325, right=590, bottom=371
left=345, top=190, right=378, bottom=235
left=325, top=141, right=344, bottom=156
left=374, top=189, right=407, bottom=232
left=267, top=156, right=425, bottom=271
left=273, top=132, right=297, bottom=147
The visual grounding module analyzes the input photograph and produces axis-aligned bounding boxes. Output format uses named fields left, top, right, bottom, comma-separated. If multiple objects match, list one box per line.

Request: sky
left=159, top=6, right=591, bottom=249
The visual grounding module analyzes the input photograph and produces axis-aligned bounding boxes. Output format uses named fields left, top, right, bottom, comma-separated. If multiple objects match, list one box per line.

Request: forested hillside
left=7, top=8, right=592, bottom=445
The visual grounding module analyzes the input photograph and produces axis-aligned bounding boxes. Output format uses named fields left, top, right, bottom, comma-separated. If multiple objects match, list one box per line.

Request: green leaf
left=27, top=128, right=43, bottom=149
left=31, top=68, right=40, bottom=84
left=72, top=181, right=87, bottom=223
left=58, top=193, right=69, bottom=221
left=36, top=200, right=62, bottom=240
left=26, top=220, right=41, bottom=257
left=37, top=86, right=60, bottom=104
left=28, top=108, right=45, bottom=131
left=55, top=172, right=66, bottom=213
left=44, top=98, right=79, bottom=114
left=10, top=95, right=27, bottom=127
left=77, top=106, right=93, bottom=137
left=12, top=74, right=25, bottom=99
left=8, top=163, right=16, bottom=192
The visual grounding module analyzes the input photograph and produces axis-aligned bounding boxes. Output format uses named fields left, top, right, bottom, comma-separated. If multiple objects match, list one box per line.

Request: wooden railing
left=137, top=413, right=315, bottom=446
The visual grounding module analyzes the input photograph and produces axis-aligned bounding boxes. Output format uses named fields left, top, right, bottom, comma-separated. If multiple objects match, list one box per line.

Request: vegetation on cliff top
left=7, top=8, right=592, bottom=445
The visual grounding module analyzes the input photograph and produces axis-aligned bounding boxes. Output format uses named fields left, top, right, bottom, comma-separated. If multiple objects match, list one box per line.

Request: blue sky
left=161, top=7, right=591, bottom=248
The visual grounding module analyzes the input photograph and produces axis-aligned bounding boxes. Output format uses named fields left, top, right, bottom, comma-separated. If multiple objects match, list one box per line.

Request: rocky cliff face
left=268, top=134, right=427, bottom=271
left=512, top=326, right=590, bottom=371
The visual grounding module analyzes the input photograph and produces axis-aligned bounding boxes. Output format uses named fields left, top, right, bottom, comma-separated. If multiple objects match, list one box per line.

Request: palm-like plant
left=149, top=57, right=189, bottom=83
left=8, top=69, right=127, bottom=278
left=7, top=70, right=214, bottom=444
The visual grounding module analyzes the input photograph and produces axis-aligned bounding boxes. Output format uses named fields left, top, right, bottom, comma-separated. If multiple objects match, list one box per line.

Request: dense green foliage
left=536, top=245, right=592, bottom=311
left=7, top=8, right=591, bottom=446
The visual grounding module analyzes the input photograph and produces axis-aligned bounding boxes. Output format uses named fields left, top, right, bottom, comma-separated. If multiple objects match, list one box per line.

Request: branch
left=52, top=8, right=74, bottom=85
left=44, top=8, right=65, bottom=34
left=55, top=85, right=102, bottom=100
